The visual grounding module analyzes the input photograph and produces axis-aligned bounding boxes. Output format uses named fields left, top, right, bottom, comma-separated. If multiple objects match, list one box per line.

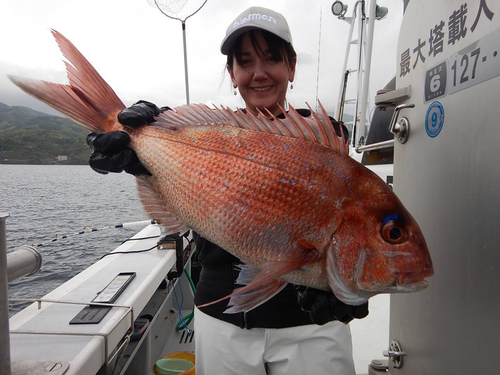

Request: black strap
left=198, top=264, right=240, bottom=286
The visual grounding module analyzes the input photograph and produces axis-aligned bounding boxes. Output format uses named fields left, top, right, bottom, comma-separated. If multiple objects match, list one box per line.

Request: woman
left=88, top=7, right=368, bottom=374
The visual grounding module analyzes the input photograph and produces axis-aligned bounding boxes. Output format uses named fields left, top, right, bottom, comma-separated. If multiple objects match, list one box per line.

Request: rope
left=174, top=269, right=196, bottom=332
left=32, top=219, right=159, bottom=248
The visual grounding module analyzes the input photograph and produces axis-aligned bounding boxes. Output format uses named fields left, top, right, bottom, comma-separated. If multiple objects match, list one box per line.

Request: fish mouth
left=395, top=268, right=434, bottom=291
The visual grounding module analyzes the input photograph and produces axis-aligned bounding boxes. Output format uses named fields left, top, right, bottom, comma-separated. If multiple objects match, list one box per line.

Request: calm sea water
left=1, top=164, right=146, bottom=316
left=1, top=165, right=390, bottom=373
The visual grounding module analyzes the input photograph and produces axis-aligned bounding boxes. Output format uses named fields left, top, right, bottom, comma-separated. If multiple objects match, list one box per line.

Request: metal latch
left=388, top=104, right=415, bottom=144
left=368, top=359, right=389, bottom=374
left=383, top=340, right=407, bottom=369
left=375, top=85, right=412, bottom=106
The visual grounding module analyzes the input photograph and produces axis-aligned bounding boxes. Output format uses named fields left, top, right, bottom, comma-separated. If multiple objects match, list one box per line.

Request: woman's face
left=229, top=31, right=296, bottom=116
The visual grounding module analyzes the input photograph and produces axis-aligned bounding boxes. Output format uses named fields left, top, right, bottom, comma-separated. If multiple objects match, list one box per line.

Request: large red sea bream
left=8, top=30, right=433, bottom=312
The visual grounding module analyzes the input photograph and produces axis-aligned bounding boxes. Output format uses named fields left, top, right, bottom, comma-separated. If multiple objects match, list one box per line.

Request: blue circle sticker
left=425, top=101, right=445, bottom=138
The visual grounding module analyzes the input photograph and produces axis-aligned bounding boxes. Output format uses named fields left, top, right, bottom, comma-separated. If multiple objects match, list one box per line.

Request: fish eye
left=389, top=227, right=402, bottom=240
left=381, top=221, right=407, bottom=244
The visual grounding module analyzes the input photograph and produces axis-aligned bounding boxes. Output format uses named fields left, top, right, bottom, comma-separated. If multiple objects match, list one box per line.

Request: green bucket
left=154, top=358, right=194, bottom=375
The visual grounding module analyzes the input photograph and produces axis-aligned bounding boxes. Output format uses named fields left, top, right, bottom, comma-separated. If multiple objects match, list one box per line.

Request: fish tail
left=8, top=30, right=125, bottom=133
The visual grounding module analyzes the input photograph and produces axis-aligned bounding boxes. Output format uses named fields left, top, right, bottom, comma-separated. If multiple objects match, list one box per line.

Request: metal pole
left=357, top=0, right=378, bottom=144
left=338, top=70, right=350, bottom=122
left=7, top=245, right=42, bottom=283
left=182, top=21, right=190, bottom=105
left=335, top=4, right=358, bottom=119
left=0, top=213, right=12, bottom=375
left=353, top=0, right=365, bottom=148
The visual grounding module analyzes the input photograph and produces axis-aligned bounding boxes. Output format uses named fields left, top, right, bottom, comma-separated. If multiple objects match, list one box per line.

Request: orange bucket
left=153, top=352, right=195, bottom=375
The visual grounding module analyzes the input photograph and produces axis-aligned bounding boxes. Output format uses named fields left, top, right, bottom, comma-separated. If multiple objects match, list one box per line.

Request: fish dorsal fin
left=155, top=101, right=348, bottom=154
left=136, top=176, right=189, bottom=235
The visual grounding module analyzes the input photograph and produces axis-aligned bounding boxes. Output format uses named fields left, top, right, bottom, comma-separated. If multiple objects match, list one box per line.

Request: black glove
left=87, top=101, right=171, bottom=176
left=117, top=100, right=171, bottom=128
left=87, top=131, right=151, bottom=176
left=295, top=286, right=369, bottom=325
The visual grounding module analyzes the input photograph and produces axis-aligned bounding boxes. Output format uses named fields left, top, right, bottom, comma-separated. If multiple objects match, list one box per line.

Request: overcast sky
left=0, top=0, right=403, bottom=118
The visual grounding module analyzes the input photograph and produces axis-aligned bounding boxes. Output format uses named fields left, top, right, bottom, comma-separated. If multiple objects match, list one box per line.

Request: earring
left=290, top=82, right=294, bottom=90
left=233, top=87, right=237, bottom=95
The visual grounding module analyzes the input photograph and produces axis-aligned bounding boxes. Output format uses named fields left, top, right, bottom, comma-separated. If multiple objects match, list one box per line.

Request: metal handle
left=389, top=104, right=415, bottom=144
left=383, top=340, right=407, bottom=369
left=383, top=350, right=407, bottom=358
left=356, top=139, right=395, bottom=153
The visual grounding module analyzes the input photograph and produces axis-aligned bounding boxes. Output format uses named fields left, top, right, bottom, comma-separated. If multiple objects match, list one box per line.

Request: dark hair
left=226, top=30, right=296, bottom=72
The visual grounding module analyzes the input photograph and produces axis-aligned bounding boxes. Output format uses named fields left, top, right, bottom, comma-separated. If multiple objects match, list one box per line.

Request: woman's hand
left=295, top=286, right=369, bottom=325
left=117, top=100, right=170, bottom=127
left=87, top=101, right=170, bottom=175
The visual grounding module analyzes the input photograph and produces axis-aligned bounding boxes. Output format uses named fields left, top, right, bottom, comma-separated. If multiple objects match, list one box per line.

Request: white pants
left=194, top=307, right=355, bottom=375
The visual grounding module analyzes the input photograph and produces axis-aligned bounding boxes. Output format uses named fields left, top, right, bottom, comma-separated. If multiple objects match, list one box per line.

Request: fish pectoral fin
left=198, top=263, right=290, bottom=314
left=136, top=176, right=189, bottom=235
left=224, top=277, right=287, bottom=314
left=200, top=254, right=319, bottom=314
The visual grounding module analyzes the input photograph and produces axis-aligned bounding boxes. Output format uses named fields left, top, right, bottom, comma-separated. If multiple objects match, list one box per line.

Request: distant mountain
left=0, top=101, right=355, bottom=165
left=0, top=102, right=10, bottom=112
left=0, top=102, right=90, bottom=164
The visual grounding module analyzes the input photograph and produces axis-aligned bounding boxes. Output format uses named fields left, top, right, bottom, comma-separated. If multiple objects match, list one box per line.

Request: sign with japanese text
left=398, top=0, right=497, bottom=102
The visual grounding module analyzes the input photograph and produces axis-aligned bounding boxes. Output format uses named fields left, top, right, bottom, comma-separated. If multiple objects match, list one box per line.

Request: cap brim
left=220, top=25, right=291, bottom=55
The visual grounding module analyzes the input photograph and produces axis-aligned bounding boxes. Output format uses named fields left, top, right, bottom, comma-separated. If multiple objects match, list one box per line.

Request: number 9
left=431, top=112, right=438, bottom=127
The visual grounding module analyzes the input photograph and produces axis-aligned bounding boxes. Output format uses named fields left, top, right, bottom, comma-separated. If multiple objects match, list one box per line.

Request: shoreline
left=0, top=160, right=87, bottom=165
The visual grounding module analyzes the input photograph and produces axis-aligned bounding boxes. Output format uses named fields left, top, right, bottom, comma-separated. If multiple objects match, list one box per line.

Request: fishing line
left=30, top=219, right=159, bottom=248
left=99, top=233, right=181, bottom=259
left=315, top=7, right=323, bottom=111
left=99, top=243, right=160, bottom=259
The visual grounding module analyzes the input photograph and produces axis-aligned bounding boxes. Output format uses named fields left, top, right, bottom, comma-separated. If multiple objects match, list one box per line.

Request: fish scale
left=8, top=30, right=433, bottom=309
left=130, top=124, right=357, bottom=290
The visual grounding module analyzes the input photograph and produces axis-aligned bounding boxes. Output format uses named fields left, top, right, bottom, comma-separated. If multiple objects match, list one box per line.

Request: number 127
left=451, top=47, right=480, bottom=86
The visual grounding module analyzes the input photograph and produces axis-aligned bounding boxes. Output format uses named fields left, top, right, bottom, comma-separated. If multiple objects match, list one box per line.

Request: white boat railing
left=1, top=213, right=11, bottom=375
left=9, top=298, right=134, bottom=364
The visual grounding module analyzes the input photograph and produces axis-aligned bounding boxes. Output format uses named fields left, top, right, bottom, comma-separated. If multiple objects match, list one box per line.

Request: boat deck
left=8, top=224, right=388, bottom=374
left=9, top=224, right=184, bottom=375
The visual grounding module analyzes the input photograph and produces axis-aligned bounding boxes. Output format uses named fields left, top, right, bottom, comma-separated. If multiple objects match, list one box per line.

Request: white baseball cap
left=220, top=6, right=293, bottom=55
